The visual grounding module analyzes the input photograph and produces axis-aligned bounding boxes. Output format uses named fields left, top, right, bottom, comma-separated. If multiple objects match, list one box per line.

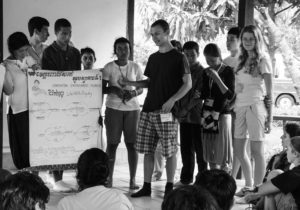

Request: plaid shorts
left=136, top=111, right=178, bottom=158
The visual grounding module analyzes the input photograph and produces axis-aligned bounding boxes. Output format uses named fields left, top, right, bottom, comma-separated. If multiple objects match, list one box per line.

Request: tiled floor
left=45, top=162, right=250, bottom=210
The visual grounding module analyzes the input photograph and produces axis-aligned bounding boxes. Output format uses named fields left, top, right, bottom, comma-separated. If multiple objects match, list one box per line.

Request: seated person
left=194, top=169, right=236, bottom=210
left=245, top=136, right=300, bottom=210
left=57, top=148, right=133, bottom=210
left=0, top=169, right=11, bottom=183
left=0, top=171, right=49, bottom=210
left=162, top=185, right=220, bottom=210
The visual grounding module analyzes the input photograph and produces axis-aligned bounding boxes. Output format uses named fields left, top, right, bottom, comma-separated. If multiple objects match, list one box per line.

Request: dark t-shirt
left=142, top=49, right=189, bottom=112
left=201, top=65, right=235, bottom=114
left=41, top=41, right=81, bottom=71
left=271, top=165, right=300, bottom=208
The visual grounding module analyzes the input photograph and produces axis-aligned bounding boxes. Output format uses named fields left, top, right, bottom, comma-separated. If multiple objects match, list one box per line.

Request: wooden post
left=238, top=0, right=254, bottom=28
left=0, top=0, right=3, bottom=168
left=127, top=0, right=134, bottom=60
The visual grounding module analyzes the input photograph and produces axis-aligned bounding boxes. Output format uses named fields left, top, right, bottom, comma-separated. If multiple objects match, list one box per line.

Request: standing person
left=233, top=25, right=273, bottom=196
left=102, top=37, right=143, bottom=189
left=41, top=18, right=81, bottom=191
left=201, top=43, right=235, bottom=171
left=152, top=39, right=182, bottom=182
left=80, top=47, right=96, bottom=70
left=27, top=16, right=50, bottom=66
left=223, top=26, right=242, bottom=178
left=224, top=27, right=240, bottom=68
left=2, top=32, right=39, bottom=170
left=174, top=41, right=207, bottom=186
left=120, top=19, right=192, bottom=197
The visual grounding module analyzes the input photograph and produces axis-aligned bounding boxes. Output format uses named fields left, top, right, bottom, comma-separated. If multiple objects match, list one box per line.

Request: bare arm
left=120, top=78, right=150, bottom=88
left=162, top=73, right=192, bottom=113
left=3, top=70, right=13, bottom=95
left=244, top=181, right=280, bottom=203
left=263, top=73, right=273, bottom=133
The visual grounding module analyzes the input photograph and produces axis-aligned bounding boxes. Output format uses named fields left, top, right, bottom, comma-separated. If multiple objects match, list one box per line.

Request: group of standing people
left=1, top=14, right=300, bottom=210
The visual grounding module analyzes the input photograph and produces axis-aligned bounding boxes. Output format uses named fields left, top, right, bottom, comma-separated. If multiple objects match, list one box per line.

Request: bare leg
left=106, top=143, right=119, bottom=187
left=125, top=142, right=139, bottom=189
left=250, top=141, right=265, bottom=186
left=233, top=138, right=253, bottom=187
left=166, top=153, right=177, bottom=183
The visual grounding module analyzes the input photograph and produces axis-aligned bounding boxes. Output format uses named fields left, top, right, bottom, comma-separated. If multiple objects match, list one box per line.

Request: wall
left=2, top=0, right=127, bottom=148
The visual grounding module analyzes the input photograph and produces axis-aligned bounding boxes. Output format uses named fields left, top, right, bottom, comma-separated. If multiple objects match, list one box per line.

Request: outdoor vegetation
left=134, top=0, right=300, bottom=108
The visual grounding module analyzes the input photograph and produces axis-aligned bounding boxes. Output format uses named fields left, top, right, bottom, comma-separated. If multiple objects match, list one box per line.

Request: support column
left=127, top=0, right=135, bottom=60
left=238, top=0, right=254, bottom=28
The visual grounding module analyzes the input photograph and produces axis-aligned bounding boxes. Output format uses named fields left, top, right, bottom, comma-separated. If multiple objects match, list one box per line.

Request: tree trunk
left=259, top=8, right=300, bottom=98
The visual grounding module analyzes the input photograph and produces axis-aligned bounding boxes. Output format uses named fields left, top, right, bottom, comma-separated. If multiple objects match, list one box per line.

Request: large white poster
left=28, top=70, right=102, bottom=167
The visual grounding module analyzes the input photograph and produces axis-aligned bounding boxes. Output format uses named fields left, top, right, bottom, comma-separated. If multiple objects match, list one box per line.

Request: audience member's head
left=162, top=185, right=220, bottom=210
left=0, top=171, right=49, bottom=210
left=7, top=32, right=30, bottom=60
left=289, top=136, right=300, bottom=159
left=282, top=122, right=300, bottom=148
left=76, top=148, right=109, bottom=191
left=0, top=169, right=11, bottom=183
left=28, top=16, right=49, bottom=42
left=80, top=47, right=96, bottom=70
left=195, top=169, right=236, bottom=210
left=171, top=40, right=183, bottom=52
left=183, top=41, right=199, bottom=66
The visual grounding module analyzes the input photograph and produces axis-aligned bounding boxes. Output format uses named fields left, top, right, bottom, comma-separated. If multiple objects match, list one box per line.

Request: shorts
left=136, top=111, right=178, bottom=158
left=104, top=107, right=140, bottom=144
left=275, top=192, right=297, bottom=210
left=234, top=102, right=266, bottom=141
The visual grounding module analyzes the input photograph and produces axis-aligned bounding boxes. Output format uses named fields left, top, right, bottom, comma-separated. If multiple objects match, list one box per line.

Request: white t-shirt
left=57, top=186, right=134, bottom=210
left=4, top=58, right=32, bottom=114
left=223, top=54, right=239, bottom=69
left=235, top=57, right=272, bottom=107
left=103, top=60, right=143, bottom=111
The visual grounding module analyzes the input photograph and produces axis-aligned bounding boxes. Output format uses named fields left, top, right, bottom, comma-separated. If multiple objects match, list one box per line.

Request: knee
left=267, top=169, right=283, bottom=180
left=125, top=143, right=136, bottom=151
left=106, top=144, right=119, bottom=155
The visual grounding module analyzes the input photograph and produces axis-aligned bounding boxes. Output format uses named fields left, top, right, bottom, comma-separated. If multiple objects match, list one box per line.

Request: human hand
left=205, top=68, right=220, bottom=82
left=244, top=193, right=260, bottom=203
left=31, top=64, right=41, bottom=71
left=123, top=90, right=136, bottom=102
left=162, top=98, right=176, bottom=113
left=110, top=86, right=124, bottom=99
left=265, top=119, right=272, bottom=134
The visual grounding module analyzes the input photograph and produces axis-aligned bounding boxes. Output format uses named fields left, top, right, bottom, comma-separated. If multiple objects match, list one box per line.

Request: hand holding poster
left=28, top=69, right=102, bottom=167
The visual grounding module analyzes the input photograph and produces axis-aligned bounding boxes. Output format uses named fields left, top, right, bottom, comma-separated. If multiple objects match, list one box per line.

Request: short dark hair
left=0, top=169, right=11, bottom=184
left=54, top=18, right=71, bottom=33
left=162, top=185, right=220, bottom=210
left=113, top=37, right=132, bottom=55
left=203, top=43, right=222, bottom=59
left=151, top=19, right=169, bottom=32
left=7, top=32, right=30, bottom=55
left=171, top=40, right=183, bottom=52
left=28, top=16, right=49, bottom=36
left=285, top=122, right=300, bottom=138
left=195, top=169, right=237, bottom=210
left=183, top=41, right=200, bottom=55
left=76, top=148, right=109, bottom=191
left=80, top=47, right=96, bottom=59
left=290, top=136, right=300, bottom=153
left=0, top=172, right=49, bottom=210
left=227, top=27, right=240, bottom=38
